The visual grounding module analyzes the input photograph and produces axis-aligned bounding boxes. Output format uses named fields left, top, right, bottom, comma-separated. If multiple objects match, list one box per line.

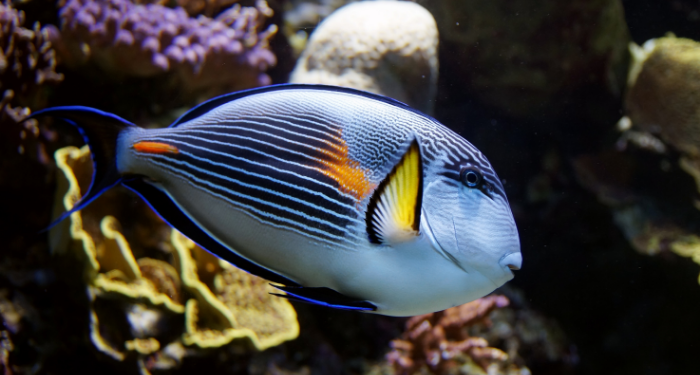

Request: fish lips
left=421, top=208, right=521, bottom=285
left=500, top=252, right=522, bottom=272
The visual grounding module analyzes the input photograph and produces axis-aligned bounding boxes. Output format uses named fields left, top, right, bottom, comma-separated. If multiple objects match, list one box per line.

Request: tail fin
left=30, top=106, right=136, bottom=227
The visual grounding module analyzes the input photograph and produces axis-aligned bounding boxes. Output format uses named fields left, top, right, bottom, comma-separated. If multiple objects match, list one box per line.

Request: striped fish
left=33, top=84, right=521, bottom=317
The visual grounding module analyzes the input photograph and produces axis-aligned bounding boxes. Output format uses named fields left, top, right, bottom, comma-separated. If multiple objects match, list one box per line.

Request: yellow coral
left=53, top=145, right=186, bottom=313
left=670, top=236, right=700, bottom=284
left=125, top=337, right=161, bottom=355
left=172, top=231, right=299, bottom=350
left=51, top=145, right=299, bottom=367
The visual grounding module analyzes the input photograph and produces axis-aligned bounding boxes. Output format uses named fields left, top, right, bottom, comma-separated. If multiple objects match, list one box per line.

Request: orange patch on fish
left=132, top=141, right=179, bottom=155
left=314, top=132, right=375, bottom=203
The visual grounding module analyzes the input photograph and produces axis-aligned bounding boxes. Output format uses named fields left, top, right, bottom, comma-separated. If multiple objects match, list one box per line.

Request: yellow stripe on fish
left=366, top=139, right=422, bottom=244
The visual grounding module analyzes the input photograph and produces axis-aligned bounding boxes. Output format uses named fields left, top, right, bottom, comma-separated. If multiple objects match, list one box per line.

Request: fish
left=32, top=84, right=521, bottom=317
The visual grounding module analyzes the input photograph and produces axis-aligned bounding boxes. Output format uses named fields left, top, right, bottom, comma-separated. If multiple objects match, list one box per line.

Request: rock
left=289, top=1, right=438, bottom=114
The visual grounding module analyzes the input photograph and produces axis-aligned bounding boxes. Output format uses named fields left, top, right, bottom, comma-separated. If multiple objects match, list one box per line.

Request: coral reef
left=0, top=2, right=63, bottom=107
left=416, top=0, right=629, bottom=118
left=7, top=1, right=700, bottom=374
left=385, top=295, right=528, bottom=375
left=574, top=34, right=700, bottom=286
left=623, top=35, right=700, bottom=195
left=0, top=1, right=63, bottom=161
left=53, top=0, right=276, bottom=98
left=51, top=145, right=299, bottom=372
left=381, top=290, right=573, bottom=375
left=289, top=1, right=438, bottom=114
left=172, top=231, right=299, bottom=350
left=0, top=13, right=66, bottom=371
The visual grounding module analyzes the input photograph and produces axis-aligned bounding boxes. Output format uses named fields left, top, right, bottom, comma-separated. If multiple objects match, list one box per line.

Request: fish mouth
left=420, top=212, right=468, bottom=273
left=499, top=252, right=522, bottom=275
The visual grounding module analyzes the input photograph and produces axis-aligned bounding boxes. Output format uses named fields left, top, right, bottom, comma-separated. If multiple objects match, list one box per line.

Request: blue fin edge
left=171, top=84, right=429, bottom=127
left=30, top=107, right=136, bottom=232
left=29, top=106, right=136, bottom=126
left=271, top=285, right=377, bottom=311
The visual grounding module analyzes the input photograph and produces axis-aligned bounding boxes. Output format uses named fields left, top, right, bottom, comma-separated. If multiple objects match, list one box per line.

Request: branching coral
left=0, top=1, right=63, bottom=160
left=289, top=1, right=438, bottom=114
left=52, top=145, right=299, bottom=372
left=386, top=295, right=528, bottom=375
left=0, top=2, right=63, bottom=106
left=53, top=0, right=276, bottom=96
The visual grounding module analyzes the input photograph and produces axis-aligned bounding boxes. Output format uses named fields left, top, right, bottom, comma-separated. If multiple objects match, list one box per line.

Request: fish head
left=421, top=161, right=521, bottom=289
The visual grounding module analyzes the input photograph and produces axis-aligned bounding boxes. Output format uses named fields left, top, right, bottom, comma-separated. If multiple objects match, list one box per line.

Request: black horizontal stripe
left=149, top=156, right=358, bottom=244
left=156, top=133, right=351, bottom=203
left=163, top=149, right=357, bottom=227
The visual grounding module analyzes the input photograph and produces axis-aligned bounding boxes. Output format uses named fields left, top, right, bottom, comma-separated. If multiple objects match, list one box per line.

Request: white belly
left=163, top=177, right=499, bottom=316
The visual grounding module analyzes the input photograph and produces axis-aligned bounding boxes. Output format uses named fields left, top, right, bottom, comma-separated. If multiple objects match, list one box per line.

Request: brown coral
left=0, top=2, right=63, bottom=105
left=172, top=231, right=299, bottom=351
left=0, top=1, right=63, bottom=161
left=386, top=295, right=523, bottom=375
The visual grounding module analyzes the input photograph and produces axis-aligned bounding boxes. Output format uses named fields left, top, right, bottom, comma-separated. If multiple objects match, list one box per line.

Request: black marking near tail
left=122, top=178, right=301, bottom=287
left=271, top=285, right=376, bottom=311
left=30, top=107, right=135, bottom=228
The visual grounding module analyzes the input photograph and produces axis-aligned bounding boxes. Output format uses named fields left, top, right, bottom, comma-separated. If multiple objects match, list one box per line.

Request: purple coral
left=56, top=0, right=276, bottom=92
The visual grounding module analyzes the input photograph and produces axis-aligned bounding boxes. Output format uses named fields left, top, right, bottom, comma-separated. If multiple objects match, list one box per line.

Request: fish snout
left=499, top=252, right=522, bottom=272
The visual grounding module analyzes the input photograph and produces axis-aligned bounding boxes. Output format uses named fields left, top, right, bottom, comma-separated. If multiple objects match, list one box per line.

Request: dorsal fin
left=169, top=84, right=417, bottom=127
left=366, top=139, right=423, bottom=244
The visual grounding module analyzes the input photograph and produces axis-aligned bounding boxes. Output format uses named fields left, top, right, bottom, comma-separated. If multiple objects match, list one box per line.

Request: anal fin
left=271, top=285, right=377, bottom=311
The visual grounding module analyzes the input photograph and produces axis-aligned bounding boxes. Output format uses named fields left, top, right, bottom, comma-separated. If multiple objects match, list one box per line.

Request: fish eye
left=460, top=168, right=482, bottom=188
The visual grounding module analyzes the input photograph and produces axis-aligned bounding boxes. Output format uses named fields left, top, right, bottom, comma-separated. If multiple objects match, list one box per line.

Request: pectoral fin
left=366, top=139, right=423, bottom=244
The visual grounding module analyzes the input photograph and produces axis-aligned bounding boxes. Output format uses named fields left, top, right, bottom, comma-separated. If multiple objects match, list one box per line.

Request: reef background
left=2, top=0, right=700, bottom=374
